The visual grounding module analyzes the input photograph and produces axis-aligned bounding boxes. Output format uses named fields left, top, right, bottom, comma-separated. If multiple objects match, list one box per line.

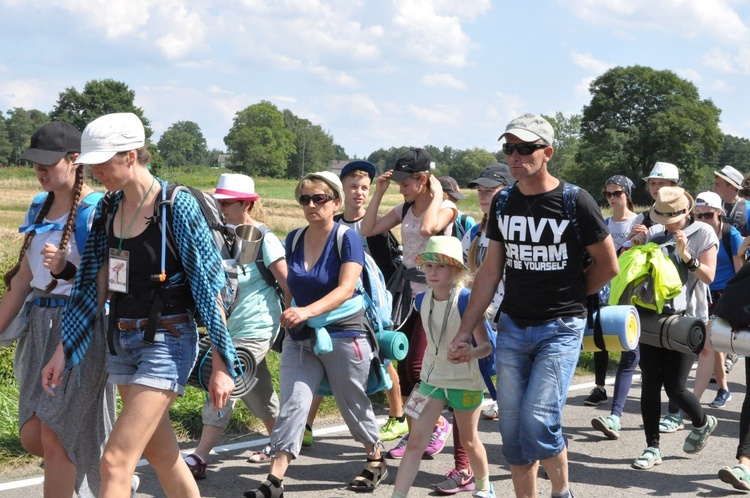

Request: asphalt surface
left=1, top=360, right=748, bottom=497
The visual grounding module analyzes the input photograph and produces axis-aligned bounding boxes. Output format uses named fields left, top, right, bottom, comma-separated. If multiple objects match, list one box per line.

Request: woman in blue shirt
left=244, top=172, right=386, bottom=498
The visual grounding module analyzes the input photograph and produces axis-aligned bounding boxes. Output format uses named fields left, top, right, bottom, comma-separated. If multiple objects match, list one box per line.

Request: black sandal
left=348, top=457, right=388, bottom=492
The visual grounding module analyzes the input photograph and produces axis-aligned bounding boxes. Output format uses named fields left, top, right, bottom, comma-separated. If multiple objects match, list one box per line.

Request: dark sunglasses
left=695, top=212, right=715, bottom=220
left=502, top=143, right=547, bottom=156
left=218, top=199, right=241, bottom=207
left=298, top=194, right=334, bottom=206
left=603, top=191, right=625, bottom=199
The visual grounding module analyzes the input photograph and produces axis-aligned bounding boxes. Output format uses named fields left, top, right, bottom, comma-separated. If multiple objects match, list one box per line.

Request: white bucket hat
left=714, top=165, right=744, bottom=189
left=643, top=162, right=680, bottom=183
left=213, top=173, right=260, bottom=201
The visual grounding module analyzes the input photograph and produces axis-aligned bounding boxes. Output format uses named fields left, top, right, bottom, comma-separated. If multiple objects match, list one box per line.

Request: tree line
left=2, top=67, right=750, bottom=203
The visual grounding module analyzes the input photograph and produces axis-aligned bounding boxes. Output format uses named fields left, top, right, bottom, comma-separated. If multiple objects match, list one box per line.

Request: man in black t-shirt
left=449, top=114, right=618, bottom=498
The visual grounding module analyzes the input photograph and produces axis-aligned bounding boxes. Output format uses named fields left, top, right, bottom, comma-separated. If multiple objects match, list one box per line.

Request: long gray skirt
left=14, top=294, right=116, bottom=497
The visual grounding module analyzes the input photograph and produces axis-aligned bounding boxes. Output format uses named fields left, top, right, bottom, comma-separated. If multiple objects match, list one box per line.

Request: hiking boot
left=659, top=412, right=684, bottom=433
left=591, top=415, right=620, bottom=440
left=710, top=388, right=732, bottom=408
left=424, top=418, right=452, bottom=458
left=583, top=387, right=607, bottom=406
left=434, top=469, right=475, bottom=495
left=481, top=402, right=499, bottom=420
left=379, top=416, right=408, bottom=441
left=719, top=464, right=750, bottom=491
left=386, top=434, right=409, bottom=459
left=684, top=415, right=717, bottom=454
left=725, top=353, right=740, bottom=373
left=301, top=424, right=313, bottom=447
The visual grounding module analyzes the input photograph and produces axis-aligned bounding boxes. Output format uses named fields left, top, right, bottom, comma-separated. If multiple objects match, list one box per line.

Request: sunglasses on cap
left=603, top=191, right=625, bottom=199
left=298, top=194, right=334, bottom=206
left=695, top=212, right=715, bottom=220
left=502, top=143, right=547, bottom=156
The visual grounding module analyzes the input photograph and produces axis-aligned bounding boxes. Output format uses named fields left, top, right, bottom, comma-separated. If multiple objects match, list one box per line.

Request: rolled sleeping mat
left=188, top=335, right=258, bottom=398
left=639, top=312, right=705, bottom=355
left=582, top=305, right=640, bottom=352
left=711, top=317, right=750, bottom=356
left=379, top=330, right=409, bottom=361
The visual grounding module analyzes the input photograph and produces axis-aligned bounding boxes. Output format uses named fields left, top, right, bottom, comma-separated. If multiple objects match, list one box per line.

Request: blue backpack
left=20, top=191, right=104, bottom=251
left=415, top=287, right=497, bottom=400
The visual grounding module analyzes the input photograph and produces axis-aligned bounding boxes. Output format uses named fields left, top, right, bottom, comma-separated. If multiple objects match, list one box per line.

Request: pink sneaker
left=424, top=418, right=452, bottom=459
left=386, top=433, right=409, bottom=459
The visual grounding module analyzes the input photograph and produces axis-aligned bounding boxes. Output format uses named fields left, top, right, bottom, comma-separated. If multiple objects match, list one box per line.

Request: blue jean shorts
left=496, top=313, right=584, bottom=465
left=108, top=314, right=199, bottom=395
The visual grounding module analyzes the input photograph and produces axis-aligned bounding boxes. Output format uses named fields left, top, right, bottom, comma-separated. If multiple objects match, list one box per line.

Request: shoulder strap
left=562, top=182, right=582, bottom=246
left=457, top=287, right=470, bottom=316
left=290, top=226, right=308, bottom=253
left=493, top=185, right=514, bottom=221
left=73, top=191, right=104, bottom=250
left=722, top=222, right=733, bottom=262
left=254, top=226, right=277, bottom=288
left=415, top=292, right=424, bottom=313
left=401, top=201, right=414, bottom=219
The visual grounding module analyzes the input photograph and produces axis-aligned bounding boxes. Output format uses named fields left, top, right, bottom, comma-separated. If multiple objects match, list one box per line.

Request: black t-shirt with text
left=486, top=181, right=609, bottom=326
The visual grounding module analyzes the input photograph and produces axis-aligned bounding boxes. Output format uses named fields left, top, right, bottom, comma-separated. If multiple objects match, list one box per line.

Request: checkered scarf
left=61, top=183, right=238, bottom=377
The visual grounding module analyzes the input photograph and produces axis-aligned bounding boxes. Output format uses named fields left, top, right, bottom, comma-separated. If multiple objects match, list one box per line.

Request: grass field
left=0, top=165, right=622, bottom=471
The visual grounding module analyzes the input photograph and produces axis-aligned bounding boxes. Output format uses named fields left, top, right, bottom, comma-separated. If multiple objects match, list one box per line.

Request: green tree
left=157, top=121, right=209, bottom=167
left=714, top=134, right=750, bottom=172
left=50, top=79, right=153, bottom=139
left=447, top=147, right=496, bottom=186
left=282, top=110, right=339, bottom=178
left=6, top=108, right=50, bottom=165
left=225, top=101, right=295, bottom=178
left=0, top=115, right=14, bottom=165
left=542, top=112, right=581, bottom=181
left=577, top=65, right=723, bottom=204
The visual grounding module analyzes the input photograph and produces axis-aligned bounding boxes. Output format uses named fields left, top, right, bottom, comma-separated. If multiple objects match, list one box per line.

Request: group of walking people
left=2, top=110, right=750, bottom=498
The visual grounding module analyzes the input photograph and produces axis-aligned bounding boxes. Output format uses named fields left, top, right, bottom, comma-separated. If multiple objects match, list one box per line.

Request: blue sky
left=1, top=0, right=749, bottom=161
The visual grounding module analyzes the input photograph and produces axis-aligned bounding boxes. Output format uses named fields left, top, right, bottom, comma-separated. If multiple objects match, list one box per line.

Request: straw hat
left=649, top=186, right=694, bottom=225
left=415, top=236, right=469, bottom=271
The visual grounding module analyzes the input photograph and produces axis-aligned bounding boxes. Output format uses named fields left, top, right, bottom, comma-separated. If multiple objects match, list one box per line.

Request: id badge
left=403, top=384, right=430, bottom=420
left=108, top=249, right=129, bottom=293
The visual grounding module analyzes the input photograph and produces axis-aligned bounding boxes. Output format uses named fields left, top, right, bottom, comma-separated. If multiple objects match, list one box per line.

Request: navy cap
left=340, top=160, right=376, bottom=180
left=438, top=176, right=466, bottom=200
left=391, top=148, right=431, bottom=182
left=468, top=163, right=512, bottom=188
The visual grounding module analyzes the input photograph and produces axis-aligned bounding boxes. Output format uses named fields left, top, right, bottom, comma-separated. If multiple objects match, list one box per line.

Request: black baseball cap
left=438, top=176, right=466, bottom=200
left=391, top=148, right=432, bottom=182
left=468, top=163, right=513, bottom=188
left=19, top=121, right=82, bottom=165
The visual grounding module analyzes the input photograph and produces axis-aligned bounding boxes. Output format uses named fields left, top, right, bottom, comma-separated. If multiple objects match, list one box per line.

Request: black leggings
left=738, top=361, right=750, bottom=459
left=639, top=343, right=707, bottom=448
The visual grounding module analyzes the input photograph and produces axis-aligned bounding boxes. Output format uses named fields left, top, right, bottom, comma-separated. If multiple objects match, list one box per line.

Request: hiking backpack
left=415, top=288, right=497, bottom=400
left=21, top=191, right=104, bottom=251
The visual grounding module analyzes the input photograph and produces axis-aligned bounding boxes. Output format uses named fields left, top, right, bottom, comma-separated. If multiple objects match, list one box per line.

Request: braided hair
left=3, top=155, right=84, bottom=292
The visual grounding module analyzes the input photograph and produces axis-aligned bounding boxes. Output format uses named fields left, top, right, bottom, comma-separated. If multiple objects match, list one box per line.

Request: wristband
left=686, top=257, right=700, bottom=272
left=50, top=261, right=77, bottom=280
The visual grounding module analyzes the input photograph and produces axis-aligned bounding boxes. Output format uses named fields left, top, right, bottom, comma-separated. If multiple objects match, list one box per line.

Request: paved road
left=1, top=361, right=747, bottom=497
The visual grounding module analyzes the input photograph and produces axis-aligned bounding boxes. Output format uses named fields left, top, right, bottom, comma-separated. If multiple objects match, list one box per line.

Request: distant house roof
left=329, top=160, right=349, bottom=176
left=217, top=154, right=231, bottom=168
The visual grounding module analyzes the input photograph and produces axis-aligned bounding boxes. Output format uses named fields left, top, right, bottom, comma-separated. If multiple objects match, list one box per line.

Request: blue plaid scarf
left=61, top=181, right=239, bottom=377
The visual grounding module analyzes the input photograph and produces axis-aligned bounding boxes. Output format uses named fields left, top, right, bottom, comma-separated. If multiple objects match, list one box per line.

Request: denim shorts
left=495, top=313, right=584, bottom=466
left=108, top=314, right=199, bottom=395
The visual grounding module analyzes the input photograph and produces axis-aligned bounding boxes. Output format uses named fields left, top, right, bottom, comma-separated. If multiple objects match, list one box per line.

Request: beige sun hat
left=649, top=186, right=694, bottom=225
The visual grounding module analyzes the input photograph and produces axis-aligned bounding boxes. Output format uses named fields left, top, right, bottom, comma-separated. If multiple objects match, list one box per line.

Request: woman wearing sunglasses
left=588, top=176, right=640, bottom=441
left=184, top=173, right=288, bottom=477
left=244, top=172, right=386, bottom=498
left=686, top=192, right=743, bottom=410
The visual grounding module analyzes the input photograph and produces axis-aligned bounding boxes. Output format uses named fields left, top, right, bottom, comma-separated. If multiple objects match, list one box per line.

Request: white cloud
left=309, top=66, right=359, bottom=88
left=406, top=103, right=457, bottom=125
left=574, top=76, right=596, bottom=99
left=570, top=52, right=612, bottom=75
left=273, top=95, right=298, bottom=103
left=710, top=79, right=731, bottom=92
left=327, top=94, right=382, bottom=117
left=0, top=79, right=54, bottom=110
left=676, top=68, right=702, bottom=83
left=421, top=73, right=467, bottom=89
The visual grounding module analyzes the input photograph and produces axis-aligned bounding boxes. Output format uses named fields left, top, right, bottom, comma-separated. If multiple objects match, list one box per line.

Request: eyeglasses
left=603, top=191, right=625, bottom=199
left=218, top=200, right=241, bottom=207
left=502, top=143, right=547, bottom=156
left=695, top=212, right=715, bottom=220
left=298, top=194, right=334, bottom=206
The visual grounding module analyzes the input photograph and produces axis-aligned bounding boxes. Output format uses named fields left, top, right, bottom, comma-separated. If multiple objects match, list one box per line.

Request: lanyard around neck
left=428, top=286, right=456, bottom=355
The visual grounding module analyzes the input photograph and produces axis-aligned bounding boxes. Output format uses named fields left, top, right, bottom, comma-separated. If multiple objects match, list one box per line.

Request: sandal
left=247, top=446, right=272, bottom=463
left=632, top=447, right=662, bottom=470
left=348, top=457, right=388, bottom=492
left=683, top=415, right=717, bottom=454
left=184, top=453, right=207, bottom=480
left=658, top=412, right=684, bottom=433
left=719, top=464, right=750, bottom=491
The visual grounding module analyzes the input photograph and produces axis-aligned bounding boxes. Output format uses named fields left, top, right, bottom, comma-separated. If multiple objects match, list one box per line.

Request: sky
left=1, top=0, right=750, bottom=161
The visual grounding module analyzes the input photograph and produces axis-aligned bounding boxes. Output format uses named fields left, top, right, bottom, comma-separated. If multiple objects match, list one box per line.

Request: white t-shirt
left=608, top=216, right=638, bottom=252
left=27, top=211, right=80, bottom=295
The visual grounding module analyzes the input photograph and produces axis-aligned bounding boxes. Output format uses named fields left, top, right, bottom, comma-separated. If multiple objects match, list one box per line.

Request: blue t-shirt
left=285, top=223, right=365, bottom=307
left=712, top=224, right=743, bottom=291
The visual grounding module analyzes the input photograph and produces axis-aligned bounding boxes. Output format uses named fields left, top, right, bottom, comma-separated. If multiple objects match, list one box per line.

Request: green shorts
left=418, top=381, right=484, bottom=411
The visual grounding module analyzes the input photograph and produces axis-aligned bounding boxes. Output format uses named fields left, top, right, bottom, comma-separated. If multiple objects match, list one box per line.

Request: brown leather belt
left=116, top=314, right=191, bottom=337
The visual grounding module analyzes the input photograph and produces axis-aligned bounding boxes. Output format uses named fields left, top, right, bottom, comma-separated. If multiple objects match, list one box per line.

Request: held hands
left=448, top=333, right=474, bottom=364
left=41, top=243, right=67, bottom=274
left=41, top=344, right=65, bottom=396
